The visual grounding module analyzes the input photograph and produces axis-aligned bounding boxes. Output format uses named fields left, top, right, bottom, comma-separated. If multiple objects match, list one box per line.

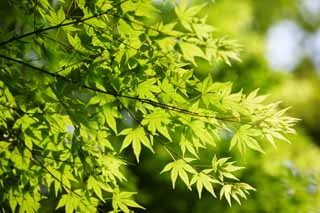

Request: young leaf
left=141, top=109, right=172, bottom=141
left=220, top=184, right=232, bottom=206
left=120, top=127, right=154, bottom=162
left=161, top=159, right=197, bottom=189
left=102, top=105, right=118, bottom=134
left=179, top=41, right=205, bottom=65
left=112, top=188, right=145, bottom=213
left=230, top=125, right=264, bottom=154
left=190, top=172, right=219, bottom=199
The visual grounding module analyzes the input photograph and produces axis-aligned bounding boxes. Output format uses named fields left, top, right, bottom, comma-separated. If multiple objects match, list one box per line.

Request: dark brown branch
left=0, top=53, right=247, bottom=124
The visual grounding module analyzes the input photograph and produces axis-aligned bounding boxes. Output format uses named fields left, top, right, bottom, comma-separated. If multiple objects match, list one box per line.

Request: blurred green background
left=1, top=0, right=319, bottom=212
left=130, top=0, right=320, bottom=212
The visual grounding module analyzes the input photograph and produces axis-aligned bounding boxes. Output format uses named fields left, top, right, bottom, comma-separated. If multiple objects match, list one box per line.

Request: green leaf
left=211, top=155, right=243, bottom=182
left=112, top=188, right=145, bottom=213
left=96, top=130, right=114, bottom=151
left=24, top=137, right=33, bottom=150
left=175, top=1, right=206, bottom=31
left=141, top=109, right=172, bottom=141
left=67, top=33, right=87, bottom=53
left=136, top=78, right=161, bottom=100
left=102, top=105, right=117, bottom=134
left=57, top=7, right=65, bottom=23
left=190, top=172, right=218, bottom=198
left=0, top=141, right=11, bottom=152
left=230, top=125, right=264, bottom=154
left=161, top=159, right=197, bottom=189
left=189, top=121, right=216, bottom=147
left=88, top=176, right=104, bottom=201
left=95, top=0, right=112, bottom=11
left=76, top=0, right=85, bottom=9
left=179, top=134, right=200, bottom=158
left=161, top=78, right=186, bottom=103
left=120, top=127, right=154, bottom=162
left=179, top=41, right=205, bottom=65
left=47, top=7, right=65, bottom=25
left=220, top=184, right=232, bottom=206
left=56, top=192, right=82, bottom=213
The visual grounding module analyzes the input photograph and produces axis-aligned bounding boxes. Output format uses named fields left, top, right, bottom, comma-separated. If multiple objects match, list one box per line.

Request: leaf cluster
left=0, top=0, right=298, bottom=212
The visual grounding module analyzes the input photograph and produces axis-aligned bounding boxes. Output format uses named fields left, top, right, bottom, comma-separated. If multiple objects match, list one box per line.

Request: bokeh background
left=2, top=0, right=318, bottom=212
left=130, top=0, right=320, bottom=212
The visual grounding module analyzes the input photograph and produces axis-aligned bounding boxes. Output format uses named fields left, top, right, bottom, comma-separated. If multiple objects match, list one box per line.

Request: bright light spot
left=266, top=20, right=305, bottom=72
left=66, top=125, right=75, bottom=134
left=153, top=0, right=189, bottom=5
left=305, top=30, right=320, bottom=71
left=153, top=0, right=164, bottom=4
left=24, top=50, right=46, bottom=67
left=300, top=0, right=320, bottom=24
left=122, top=110, right=134, bottom=127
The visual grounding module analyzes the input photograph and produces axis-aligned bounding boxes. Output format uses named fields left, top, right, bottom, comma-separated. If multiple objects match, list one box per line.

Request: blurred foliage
left=135, top=130, right=320, bottom=213
left=271, top=75, right=320, bottom=141
left=196, top=0, right=320, bottom=140
left=134, top=0, right=320, bottom=212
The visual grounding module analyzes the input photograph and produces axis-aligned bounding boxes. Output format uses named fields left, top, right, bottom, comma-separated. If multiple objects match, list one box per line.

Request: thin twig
left=0, top=0, right=128, bottom=47
left=0, top=53, right=249, bottom=125
left=24, top=144, right=109, bottom=212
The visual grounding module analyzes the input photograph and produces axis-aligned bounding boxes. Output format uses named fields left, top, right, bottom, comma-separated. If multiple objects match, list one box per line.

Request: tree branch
left=0, top=0, right=128, bottom=47
left=24, top=144, right=107, bottom=211
left=0, top=53, right=248, bottom=124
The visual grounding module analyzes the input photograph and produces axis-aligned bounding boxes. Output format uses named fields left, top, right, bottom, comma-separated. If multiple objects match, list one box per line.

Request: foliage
left=0, top=0, right=298, bottom=212
left=188, top=132, right=320, bottom=213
